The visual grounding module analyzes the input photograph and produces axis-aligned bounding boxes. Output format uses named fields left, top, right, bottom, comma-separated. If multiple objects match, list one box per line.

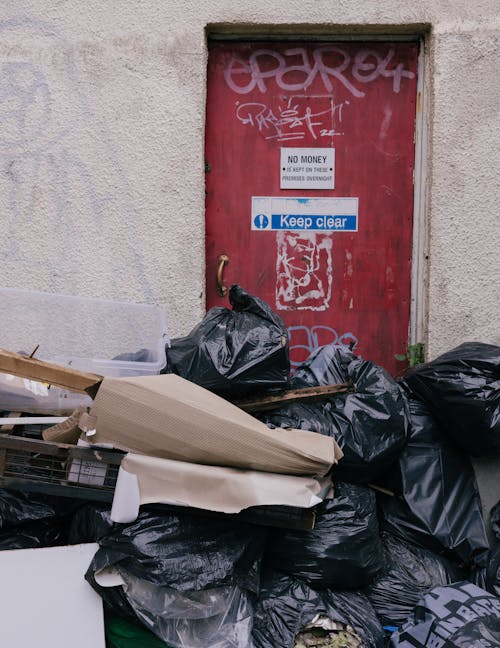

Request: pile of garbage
left=0, top=284, right=499, bottom=648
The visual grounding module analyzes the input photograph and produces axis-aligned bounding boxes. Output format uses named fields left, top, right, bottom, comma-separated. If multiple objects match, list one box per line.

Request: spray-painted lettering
left=225, top=46, right=415, bottom=97
left=235, top=97, right=348, bottom=143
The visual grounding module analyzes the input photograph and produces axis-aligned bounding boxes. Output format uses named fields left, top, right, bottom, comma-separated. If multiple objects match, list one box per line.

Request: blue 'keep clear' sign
left=251, top=197, right=358, bottom=232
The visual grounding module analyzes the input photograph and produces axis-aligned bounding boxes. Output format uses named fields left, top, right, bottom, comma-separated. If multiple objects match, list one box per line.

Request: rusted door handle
left=217, top=254, right=229, bottom=297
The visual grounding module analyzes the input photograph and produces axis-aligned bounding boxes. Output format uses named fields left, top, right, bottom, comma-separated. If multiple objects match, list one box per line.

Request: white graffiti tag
left=225, top=46, right=415, bottom=97
left=235, top=97, right=348, bottom=142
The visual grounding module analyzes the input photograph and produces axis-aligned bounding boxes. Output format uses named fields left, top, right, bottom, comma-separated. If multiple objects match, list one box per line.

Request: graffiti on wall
left=0, top=16, right=152, bottom=299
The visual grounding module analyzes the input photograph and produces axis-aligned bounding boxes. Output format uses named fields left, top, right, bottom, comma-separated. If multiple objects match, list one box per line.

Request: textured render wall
left=427, top=19, right=500, bottom=357
left=0, top=1, right=498, bottom=353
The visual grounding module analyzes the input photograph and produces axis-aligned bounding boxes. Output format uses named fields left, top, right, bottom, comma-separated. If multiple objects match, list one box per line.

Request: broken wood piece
left=233, top=382, right=353, bottom=413
left=0, top=348, right=103, bottom=398
left=43, top=406, right=87, bottom=444
left=367, top=483, right=398, bottom=498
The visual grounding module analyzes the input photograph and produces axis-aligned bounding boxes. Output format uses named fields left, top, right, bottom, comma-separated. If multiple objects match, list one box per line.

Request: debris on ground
left=0, top=285, right=499, bottom=647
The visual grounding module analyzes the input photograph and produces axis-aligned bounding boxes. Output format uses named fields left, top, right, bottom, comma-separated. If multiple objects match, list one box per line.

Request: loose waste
left=0, top=285, right=499, bottom=648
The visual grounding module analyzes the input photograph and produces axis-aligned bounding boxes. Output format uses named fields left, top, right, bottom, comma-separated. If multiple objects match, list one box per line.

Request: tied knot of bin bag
left=259, top=344, right=409, bottom=483
left=164, top=284, right=290, bottom=398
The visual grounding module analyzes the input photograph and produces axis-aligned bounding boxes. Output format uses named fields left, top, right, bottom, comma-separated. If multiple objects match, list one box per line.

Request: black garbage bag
left=404, top=342, right=500, bottom=456
left=88, top=508, right=267, bottom=594
left=0, top=489, right=67, bottom=531
left=471, top=544, right=500, bottom=598
left=253, top=570, right=385, bottom=648
left=491, top=500, right=500, bottom=541
left=0, top=489, right=78, bottom=548
left=377, top=393, right=489, bottom=566
left=265, top=482, right=384, bottom=589
left=68, top=503, right=115, bottom=544
left=259, top=344, right=409, bottom=482
left=86, top=510, right=264, bottom=648
left=0, top=518, right=67, bottom=549
left=389, top=581, right=500, bottom=647
left=366, top=534, right=465, bottom=628
left=164, top=284, right=290, bottom=397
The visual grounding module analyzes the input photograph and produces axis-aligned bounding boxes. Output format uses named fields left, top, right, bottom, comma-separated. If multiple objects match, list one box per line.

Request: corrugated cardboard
left=84, top=374, right=342, bottom=477
left=111, top=453, right=334, bottom=521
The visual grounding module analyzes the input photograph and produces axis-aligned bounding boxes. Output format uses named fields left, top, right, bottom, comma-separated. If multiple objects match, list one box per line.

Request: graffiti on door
left=224, top=45, right=416, bottom=97
left=235, top=96, right=349, bottom=143
left=288, top=324, right=358, bottom=368
left=276, top=231, right=333, bottom=311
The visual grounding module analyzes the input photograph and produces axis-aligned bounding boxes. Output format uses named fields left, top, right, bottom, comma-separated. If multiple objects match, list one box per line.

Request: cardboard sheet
left=84, top=374, right=342, bottom=477
left=111, top=452, right=334, bottom=522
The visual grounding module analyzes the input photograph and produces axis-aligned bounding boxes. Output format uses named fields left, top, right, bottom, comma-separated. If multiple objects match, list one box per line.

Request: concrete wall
left=0, top=1, right=498, bottom=358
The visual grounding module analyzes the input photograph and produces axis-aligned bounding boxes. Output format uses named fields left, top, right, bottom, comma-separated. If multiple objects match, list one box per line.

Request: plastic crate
left=0, top=288, right=169, bottom=413
left=0, top=433, right=124, bottom=502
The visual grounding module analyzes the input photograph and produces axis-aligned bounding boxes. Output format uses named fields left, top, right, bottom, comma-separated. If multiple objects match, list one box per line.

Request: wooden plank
left=0, top=348, right=103, bottom=397
left=233, top=382, right=353, bottom=413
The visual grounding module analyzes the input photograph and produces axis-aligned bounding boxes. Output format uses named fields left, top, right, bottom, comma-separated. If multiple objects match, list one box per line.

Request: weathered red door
left=205, top=40, right=419, bottom=373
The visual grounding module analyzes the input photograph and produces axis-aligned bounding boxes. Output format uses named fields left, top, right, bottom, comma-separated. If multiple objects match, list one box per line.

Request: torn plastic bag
left=90, top=508, right=266, bottom=593
left=252, top=570, right=384, bottom=648
left=389, top=581, right=500, bottom=647
left=98, top=568, right=254, bottom=648
left=293, top=617, right=368, bottom=648
left=265, top=483, right=384, bottom=589
left=259, top=345, right=408, bottom=482
left=164, top=284, right=290, bottom=397
left=366, top=534, right=465, bottom=628
left=377, top=393, right=489, bottom=566
left=403, top=342, right=500, bottom=456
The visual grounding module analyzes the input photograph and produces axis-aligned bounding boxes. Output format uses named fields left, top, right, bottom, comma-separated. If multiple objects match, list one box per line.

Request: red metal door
left=205, top=40, right=419, bottom=373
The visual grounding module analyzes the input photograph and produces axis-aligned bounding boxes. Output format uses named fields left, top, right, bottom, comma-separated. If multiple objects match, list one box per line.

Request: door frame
left=204, top=28, right=430, bottom=357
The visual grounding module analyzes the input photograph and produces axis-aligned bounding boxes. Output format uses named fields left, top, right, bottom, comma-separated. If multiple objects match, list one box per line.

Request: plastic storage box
left=0, top=288, right=169, bottom=413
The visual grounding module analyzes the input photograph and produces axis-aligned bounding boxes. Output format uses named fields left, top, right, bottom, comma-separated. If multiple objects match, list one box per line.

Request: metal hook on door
left=217, top=254, right=229, bottom=297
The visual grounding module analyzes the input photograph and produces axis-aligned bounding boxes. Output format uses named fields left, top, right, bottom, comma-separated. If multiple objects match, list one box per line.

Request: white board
left=0, top=543, right=105, bottom=647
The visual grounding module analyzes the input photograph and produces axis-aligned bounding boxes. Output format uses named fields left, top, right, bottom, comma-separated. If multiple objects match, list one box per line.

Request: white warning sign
left=280, top=148, right=335, bottom=190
